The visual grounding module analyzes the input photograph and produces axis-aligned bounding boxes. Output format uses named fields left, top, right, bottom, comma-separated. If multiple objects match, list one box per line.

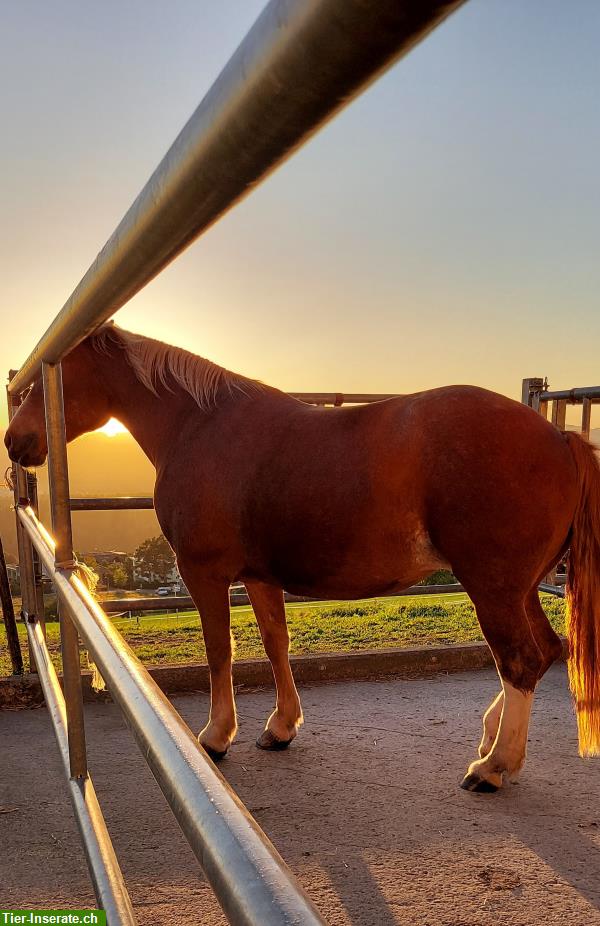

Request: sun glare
left=99, top=418, right=128, bottom=437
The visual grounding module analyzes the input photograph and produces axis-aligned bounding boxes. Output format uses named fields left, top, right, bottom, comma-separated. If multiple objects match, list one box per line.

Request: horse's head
left=5, top=336, right=112, bottom=467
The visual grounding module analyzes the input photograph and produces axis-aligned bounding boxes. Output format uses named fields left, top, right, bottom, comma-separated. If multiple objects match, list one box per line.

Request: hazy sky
left=1, top=0, right=599, bottom=430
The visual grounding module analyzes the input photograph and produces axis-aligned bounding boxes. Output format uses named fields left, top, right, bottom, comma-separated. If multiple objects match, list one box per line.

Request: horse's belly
left=259, top=525, right=450, bottom=599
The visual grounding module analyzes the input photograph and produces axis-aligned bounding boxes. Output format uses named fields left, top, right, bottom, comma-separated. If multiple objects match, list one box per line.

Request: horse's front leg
left=245, top=581, right=303, bottom=750
left=179, top=565, right=237, bottom=760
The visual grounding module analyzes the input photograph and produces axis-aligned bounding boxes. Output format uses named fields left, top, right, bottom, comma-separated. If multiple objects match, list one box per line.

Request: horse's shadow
left=220, top=666, right=600, bottom=923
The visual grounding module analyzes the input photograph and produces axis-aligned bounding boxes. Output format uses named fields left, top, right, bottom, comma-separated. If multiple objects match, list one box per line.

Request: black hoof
left=460, top=772, right=499, bottom=793
left=200, top=742, right=228, bottom=762
left=256, top=729, right=293, bottom=751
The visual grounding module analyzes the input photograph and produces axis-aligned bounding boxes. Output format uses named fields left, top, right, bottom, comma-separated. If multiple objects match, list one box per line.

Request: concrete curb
left=0, top=640, right=569, bottom=711
left=0, top=642, right=497, bottom=710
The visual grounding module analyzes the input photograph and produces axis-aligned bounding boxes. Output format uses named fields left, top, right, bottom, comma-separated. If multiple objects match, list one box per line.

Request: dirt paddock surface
left=2, top=665, right=600, bottom=925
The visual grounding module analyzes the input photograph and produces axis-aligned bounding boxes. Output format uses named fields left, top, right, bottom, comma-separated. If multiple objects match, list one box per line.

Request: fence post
left=582, top=397, right=592, bottom=439
left=522, top=378, right=560, bottom=585
left=548, top=396, right=568, bottom=586
left=551, top=399, right=567, bottom=430
left=27, top=470, right=47, bottom=635
left=0, top=534, right=23, bottom=675
left=536, top=396, right=549, bottom=419
left=7, top=377, right=39, bottom=672
left=521, top=377, right=545, bottom=409
left=42, top=361, right=88, bottom=779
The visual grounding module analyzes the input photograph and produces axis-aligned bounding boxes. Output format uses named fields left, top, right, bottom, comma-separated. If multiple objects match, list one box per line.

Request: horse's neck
left=104, top=353, right=191, bottom=467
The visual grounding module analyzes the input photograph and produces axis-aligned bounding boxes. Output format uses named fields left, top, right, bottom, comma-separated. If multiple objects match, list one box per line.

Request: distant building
left=5, top=563, right=20, bottom=594
left=80, top=551, right=129, bottom=565
left=132, top=558, right=183, bottom=591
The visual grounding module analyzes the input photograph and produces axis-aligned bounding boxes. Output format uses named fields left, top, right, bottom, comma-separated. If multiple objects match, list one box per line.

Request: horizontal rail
left=539, top=387, right=600, bottom=404
left=25, top=618, right=137, bottom=924
left=70, top=497, right=154, bottom=511
left=102, top=581, right=561, bottom=616
left=539, top=582, right=566, bottom=599
left=18, top=504, right=324, bottom=926
left=8, top=0, right=466, bottom=395
left=291, top=392, right=401, bottom=406
left=103, top=596, right=194, bottom=613
left=102, top=583, right=465, bottom=614
left=0, top=537, right=23, bottom=675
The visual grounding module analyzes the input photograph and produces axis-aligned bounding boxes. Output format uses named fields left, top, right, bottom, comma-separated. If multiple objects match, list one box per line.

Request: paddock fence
left=521, top=376, right=600, bottom=598
left=3, top=1, right=468, bottom=923
left=522, top=377, right=599, bottom=439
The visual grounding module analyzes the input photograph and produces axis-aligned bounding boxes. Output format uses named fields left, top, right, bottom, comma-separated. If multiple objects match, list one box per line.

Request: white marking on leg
left=199, top=663, right=237, bottom=752
left=467, top=681, right=534, bottom=787
left=479, top=690, right=504, bottom=758
left=496, top=682, right=533, bottom=779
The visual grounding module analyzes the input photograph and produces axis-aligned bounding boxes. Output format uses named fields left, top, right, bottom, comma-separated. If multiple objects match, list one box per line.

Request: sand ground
left=2, top=664, right=600, bottom=925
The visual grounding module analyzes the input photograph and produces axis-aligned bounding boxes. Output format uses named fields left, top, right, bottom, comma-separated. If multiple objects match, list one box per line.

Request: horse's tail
left=564, top=431, right=600, bottom=756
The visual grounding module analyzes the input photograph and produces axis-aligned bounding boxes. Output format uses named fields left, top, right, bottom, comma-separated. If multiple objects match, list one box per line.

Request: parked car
left=156, top=586, right=172, bottom=596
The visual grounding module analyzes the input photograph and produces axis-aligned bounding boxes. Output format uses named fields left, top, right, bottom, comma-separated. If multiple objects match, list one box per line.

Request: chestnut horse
left=6, top=324, right=600, bottom=792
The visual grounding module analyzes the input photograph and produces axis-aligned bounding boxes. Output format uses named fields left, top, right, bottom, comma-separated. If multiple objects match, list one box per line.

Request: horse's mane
left=91, top=324, right=265, bottom=411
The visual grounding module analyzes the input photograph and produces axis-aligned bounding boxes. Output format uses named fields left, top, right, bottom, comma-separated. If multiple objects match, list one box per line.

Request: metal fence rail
left=70, top=497, right=154, bottom=511
left=101, top=583, right=465, bottom=615
left=6, top=1, right=469, bottom=921
left=539, top=387, right=600, bottom=403
left=292, top=391, right=401, bottom=406
left=25, top=618, right=137, bottom=924
left=522, top=377, right=599, bottom=439
left=8, top=0, right=465, bottom=397
left=19, top=503, right=324, bottom=926
left=522, top=376, right=599, bottom=588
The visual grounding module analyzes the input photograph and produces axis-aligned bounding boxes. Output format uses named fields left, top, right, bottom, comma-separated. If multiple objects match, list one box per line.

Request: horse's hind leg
left=479, top=691, right=504, bottom=759
left=461, top=594, right=552, bottom=792
left=245, top=581, right=303, bottom=750
left=477, top=590, right=562, bottom=761
left=525, top=586, right=563, bottom=672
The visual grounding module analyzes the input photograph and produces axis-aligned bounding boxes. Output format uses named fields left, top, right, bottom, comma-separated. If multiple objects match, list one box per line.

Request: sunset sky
left=1, top=0, right=599, bottom=433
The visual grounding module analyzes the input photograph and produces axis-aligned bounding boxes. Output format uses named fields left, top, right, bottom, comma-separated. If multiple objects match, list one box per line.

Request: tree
left=133, top=535, right=176, bottom=584
left=80, top=554, right=100, bottom=574
left=106, top=562, right=129, bottom=589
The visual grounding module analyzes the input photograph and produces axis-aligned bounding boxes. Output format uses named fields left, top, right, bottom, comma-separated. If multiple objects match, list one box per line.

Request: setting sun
left=99, top=417, right=128, bottom=437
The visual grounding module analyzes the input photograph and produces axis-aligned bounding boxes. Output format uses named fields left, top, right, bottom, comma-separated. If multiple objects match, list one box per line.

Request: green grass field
left=0, top=591, right=567, bottom=678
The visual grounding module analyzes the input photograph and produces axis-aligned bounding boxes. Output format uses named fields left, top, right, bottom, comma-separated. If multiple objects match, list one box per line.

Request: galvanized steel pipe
left=291, top=392, right=401, bottom=406
left=18, top=504, right=325, bottom=926
left=9, top=0, right=466, bottom=395
left=539, top=387, right=600, bottom=403
left=70, top=496, right=155, bottom=511
left=43, top=361, right=89, bottom=779
left=25, top=619, right=137, bottom=925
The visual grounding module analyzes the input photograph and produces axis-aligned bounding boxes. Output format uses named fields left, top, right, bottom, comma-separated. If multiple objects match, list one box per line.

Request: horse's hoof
left=200, top=742, right=228, bottom=762
left=460, top=772, right=499, bottom=793
left=256, top=729, right=293, bottom=751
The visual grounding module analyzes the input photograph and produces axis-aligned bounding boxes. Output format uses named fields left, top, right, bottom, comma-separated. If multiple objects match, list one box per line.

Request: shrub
left=421, top=569, right=458, bottom=586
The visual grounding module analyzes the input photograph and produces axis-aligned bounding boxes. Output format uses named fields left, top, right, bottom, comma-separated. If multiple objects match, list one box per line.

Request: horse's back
left=157, top=384, right=579, bottom=597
